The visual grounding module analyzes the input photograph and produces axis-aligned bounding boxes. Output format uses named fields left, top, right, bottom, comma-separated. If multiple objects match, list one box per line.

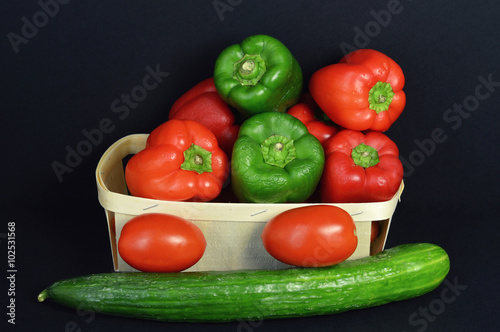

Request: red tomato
left=261, top=205, right=358, bottom=267
left=118, top=213, right=206, bottom=272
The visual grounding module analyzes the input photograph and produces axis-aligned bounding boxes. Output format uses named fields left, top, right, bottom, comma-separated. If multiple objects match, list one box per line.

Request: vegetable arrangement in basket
left=120, top=33, right=407, bottom=269
left=116, top=34, right=410, bottom=272
left=125, top=35, right=405, bottom=205
left=39, top=34, right=450, bottom=324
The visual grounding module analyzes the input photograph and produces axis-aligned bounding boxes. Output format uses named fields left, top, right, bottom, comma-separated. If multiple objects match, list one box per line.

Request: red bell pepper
left=125, top=119, right=229, bottom=202
left=320, top=129, right=403, bottom=203
left=309, top=49, right=406, bottom=132
left=169, top=77, right=240, bottom=156
left=286, top=102, right=338, bottom=146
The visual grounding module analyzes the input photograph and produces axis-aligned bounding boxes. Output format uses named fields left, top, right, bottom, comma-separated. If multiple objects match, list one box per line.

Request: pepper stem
left=261, top=135, right=296, bottom=168
left=351, top=143, right=379, bottom=168
left=181, top=144, right=213, bottom=174
left=240, top=60, right=255, bottom=74
left=368, top=81, right=394, bottom=114
left=233, top=54, right=267, bottom=86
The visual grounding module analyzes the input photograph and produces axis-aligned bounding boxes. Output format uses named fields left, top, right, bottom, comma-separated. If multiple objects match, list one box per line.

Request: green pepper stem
left=368, top=81, right=394, bottom=114
left=274, top=142, right=284, bottom=151
left=181, top=144, right=213, bottom=174
left=240, top=60, right=255, bottom=74
left=261, top=135, right=296, bottom=168
left=233, top=54, right=267, bottom=86
left=351, top=143, right=379, bottom=168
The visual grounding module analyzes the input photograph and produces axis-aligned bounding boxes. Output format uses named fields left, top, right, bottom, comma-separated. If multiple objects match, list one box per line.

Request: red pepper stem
left=351, top=143, right=380, bottom=168
left=181, top=144, right=213, bottom=174
left=193, top=155, right=204, bottom=165
left=368, top=81, right=394, bottom=114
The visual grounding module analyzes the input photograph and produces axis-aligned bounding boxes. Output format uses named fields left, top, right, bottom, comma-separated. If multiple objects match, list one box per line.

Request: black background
left=1, top=1, right=499, bottom=331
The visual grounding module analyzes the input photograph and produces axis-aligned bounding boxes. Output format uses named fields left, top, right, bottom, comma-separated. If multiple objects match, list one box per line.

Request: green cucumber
left=38, top=243, right=449, bottom=322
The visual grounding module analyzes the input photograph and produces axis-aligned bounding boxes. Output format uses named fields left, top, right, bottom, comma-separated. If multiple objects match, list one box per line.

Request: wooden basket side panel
left=110, top=215, right=378, bottom=272
left=348, top=221, right=370, bottom=260
left=96, top=134, right=147, bottom=195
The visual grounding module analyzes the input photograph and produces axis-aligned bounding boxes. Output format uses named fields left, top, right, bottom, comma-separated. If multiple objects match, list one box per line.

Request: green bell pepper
left=231, top=112, right=324, bottom=203
left=214, top=34, right=303, bottom=116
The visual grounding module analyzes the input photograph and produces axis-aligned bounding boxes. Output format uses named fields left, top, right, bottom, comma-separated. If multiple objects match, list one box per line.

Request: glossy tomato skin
left=261, top=205, right=357, bottom=267
left=118, top=213, right=206, bottom=272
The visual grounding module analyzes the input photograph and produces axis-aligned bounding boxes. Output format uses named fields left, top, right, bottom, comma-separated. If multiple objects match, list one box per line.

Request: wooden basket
left=96, top=134, right=404, bottom=272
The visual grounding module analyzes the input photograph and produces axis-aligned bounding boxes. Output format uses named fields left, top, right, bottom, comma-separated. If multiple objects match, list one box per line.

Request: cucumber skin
left=38, top=243, right=450, bottom=322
